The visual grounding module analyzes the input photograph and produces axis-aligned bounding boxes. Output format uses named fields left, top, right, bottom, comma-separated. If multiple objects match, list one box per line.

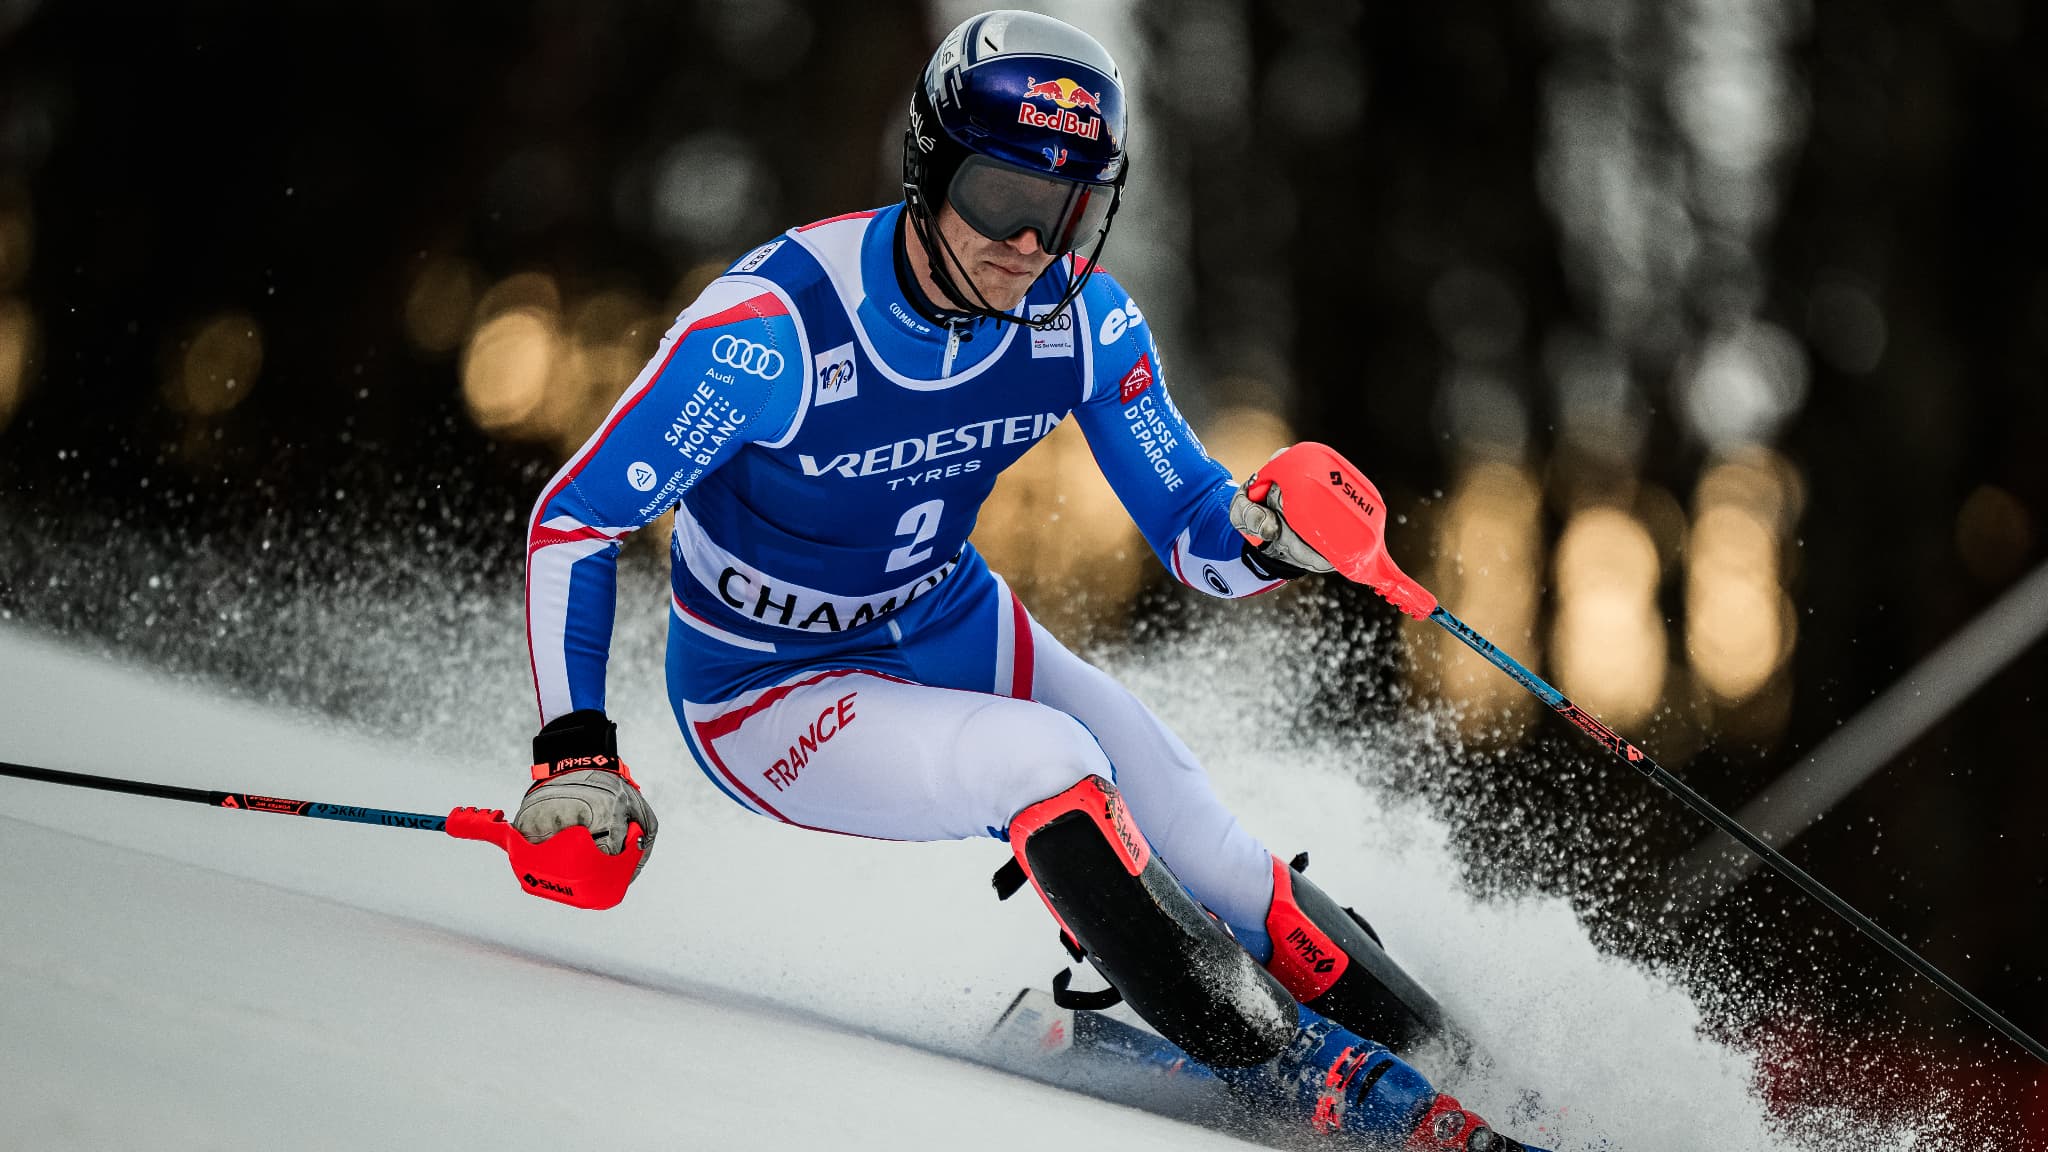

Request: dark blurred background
left=1, top=0, right=2043, bottom=1124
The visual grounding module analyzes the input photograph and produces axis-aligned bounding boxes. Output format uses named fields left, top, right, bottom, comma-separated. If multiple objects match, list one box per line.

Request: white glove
left=1229, top=475, right=1334, bottom=577
left=515, top=768, right=657, bottom=860
left=516, top=709, right=658, bottom=869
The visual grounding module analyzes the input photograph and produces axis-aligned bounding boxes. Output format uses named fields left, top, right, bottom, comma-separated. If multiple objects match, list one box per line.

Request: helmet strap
left=900, top=177, right=1123, bottom=331
left=905, top=182, right=1003, bottom=318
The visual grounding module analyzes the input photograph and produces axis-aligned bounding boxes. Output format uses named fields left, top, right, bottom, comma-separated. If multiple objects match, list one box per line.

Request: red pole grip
left=444, top=806, right=645, bottom=910
left=1249, top=442, right=1439, bottom=619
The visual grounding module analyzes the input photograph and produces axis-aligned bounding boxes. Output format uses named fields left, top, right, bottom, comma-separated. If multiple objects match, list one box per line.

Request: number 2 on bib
left=885, top=499, right=944, bottom=572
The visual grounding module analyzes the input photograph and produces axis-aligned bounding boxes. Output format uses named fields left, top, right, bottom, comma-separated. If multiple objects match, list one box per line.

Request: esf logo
left=1098, top=297, right=1143, bottom=345
left=813, top=341, right=857, bottom=406
left=712, top=334, right=785, bottom=379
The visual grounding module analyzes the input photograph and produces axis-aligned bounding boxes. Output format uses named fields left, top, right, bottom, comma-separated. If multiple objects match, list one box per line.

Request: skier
left=514, top=11, right=1546, bottom=1149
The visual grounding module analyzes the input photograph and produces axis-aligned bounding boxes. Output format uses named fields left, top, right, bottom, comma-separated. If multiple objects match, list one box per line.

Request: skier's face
left=936, top=200, right=1057, bottom=310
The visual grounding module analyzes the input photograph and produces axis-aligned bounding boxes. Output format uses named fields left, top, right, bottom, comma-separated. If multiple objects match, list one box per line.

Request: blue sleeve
left=526, top=279, right=806, bottom=722
left=1069, top=272, right=1285, bottom=600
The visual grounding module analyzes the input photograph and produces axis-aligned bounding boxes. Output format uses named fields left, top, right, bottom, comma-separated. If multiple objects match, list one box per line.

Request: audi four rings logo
left=712, top=334, right=786, bottom=378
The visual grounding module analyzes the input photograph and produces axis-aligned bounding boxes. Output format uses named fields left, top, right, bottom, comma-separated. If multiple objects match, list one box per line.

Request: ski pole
left=1247, top=442, right=2048, bottom=1068
left=0, top=759, right=645, bottom=911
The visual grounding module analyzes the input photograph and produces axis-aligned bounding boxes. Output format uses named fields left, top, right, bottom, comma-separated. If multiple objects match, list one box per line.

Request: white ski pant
left=666, top=558, right=1278, bottom=934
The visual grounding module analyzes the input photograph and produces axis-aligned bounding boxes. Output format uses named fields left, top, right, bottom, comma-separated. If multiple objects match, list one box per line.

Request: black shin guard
left=1262, top=856, right=1447, bottom=1052
left=1009, top=776, right=1295, bottom=1068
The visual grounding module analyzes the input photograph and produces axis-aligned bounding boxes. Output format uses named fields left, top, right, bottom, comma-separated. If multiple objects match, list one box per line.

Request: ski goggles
left=947, top=155, right=1118, bottom=254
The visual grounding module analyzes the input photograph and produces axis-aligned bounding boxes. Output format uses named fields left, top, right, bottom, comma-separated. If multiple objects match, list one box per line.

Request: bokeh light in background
left=460, top=273, right=561, bottom=437
left=1198, top=405, right=1294, bottom=483
left=1686, top=451, right=1799, bottom=713
left=1553, top=506, right=1665, bottom=729
left=0, top=296, right=30, bottom=435
left=971, top=422, right=1143, bottom=637
left=454, top=269, right=665, bottom=457
left=1956, top=484, right=2034, bottom=588
left=461, top=302, right=557, bottom=436
left=1415, top=462, right=1543, bottom=740
left=1533, top=0, right=1809, bottom=748
left=164, top=312, right=263, bottom=418
left=1679, top=320, right=1809, bottom=451
left=0, top=204, right=30, bottom=290
left=652, top=134, right=777, bottom=252
left=402, top=256, right=483, bottom=358
left=970, top=397, right=1293, bottom=638
left=0, top=200, right=33, bottom=435
left=1804, top=273, right=1887, bottom=378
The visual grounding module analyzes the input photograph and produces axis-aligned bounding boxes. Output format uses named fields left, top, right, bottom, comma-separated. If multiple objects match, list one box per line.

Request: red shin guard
left=1007, top=775, right=1295, bottom=1069
left=1264, top=855, right=1351, bottom=1002
left=1007, top=774, right=1151, bottom=915
left=1260, top=853, right=1447, bottom=1053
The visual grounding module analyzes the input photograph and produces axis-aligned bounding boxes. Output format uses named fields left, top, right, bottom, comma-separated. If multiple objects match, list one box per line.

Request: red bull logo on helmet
left=1022, top=77, right=1102, bottom=111
left=1019, top=75, right=1104, bottom=140
left=1017, top=103, right=1102, bottom=140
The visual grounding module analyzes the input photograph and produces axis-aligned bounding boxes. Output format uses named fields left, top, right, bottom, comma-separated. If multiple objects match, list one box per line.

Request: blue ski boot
left=1219, top=1008, right=1552, bottom=1150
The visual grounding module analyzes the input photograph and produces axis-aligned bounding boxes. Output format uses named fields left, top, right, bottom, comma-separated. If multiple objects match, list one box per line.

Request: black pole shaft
left=1644, top=760, right=2048, bottom=1065
left=0, top=760, right=223, bottom=805
left=0, top=760, right=450, bottom=832
left=1425, top=605, right=2048, bottom=1066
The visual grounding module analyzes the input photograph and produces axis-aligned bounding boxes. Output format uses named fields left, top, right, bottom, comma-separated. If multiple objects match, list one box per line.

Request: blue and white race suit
left=525, top=204, right=1289, bottom=938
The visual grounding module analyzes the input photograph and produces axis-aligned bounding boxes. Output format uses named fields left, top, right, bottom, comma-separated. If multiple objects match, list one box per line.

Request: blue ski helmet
left=903, top=10, right=1128, bottom=324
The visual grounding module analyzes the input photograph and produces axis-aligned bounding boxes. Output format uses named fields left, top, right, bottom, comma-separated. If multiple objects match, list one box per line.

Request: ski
left=988, top=987, right=1254, bottom=1138
left=992, top=986, right=1214, bottom=1081
left=995, top=988, right=1204, bottom=1074
left=991, top=988, right=1595, bottom=1150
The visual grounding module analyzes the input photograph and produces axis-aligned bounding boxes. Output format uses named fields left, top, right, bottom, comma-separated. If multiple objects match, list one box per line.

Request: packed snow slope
left=0, top=618, right=1959, bottom=1150
left=0, top=624, right=1258, bottom=1150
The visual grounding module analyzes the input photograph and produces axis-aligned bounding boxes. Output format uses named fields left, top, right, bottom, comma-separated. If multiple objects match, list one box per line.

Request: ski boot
left=1220, top=1008, right=1551, bottom=1150
left=1407, top=1093, right=1540, bottom=1151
